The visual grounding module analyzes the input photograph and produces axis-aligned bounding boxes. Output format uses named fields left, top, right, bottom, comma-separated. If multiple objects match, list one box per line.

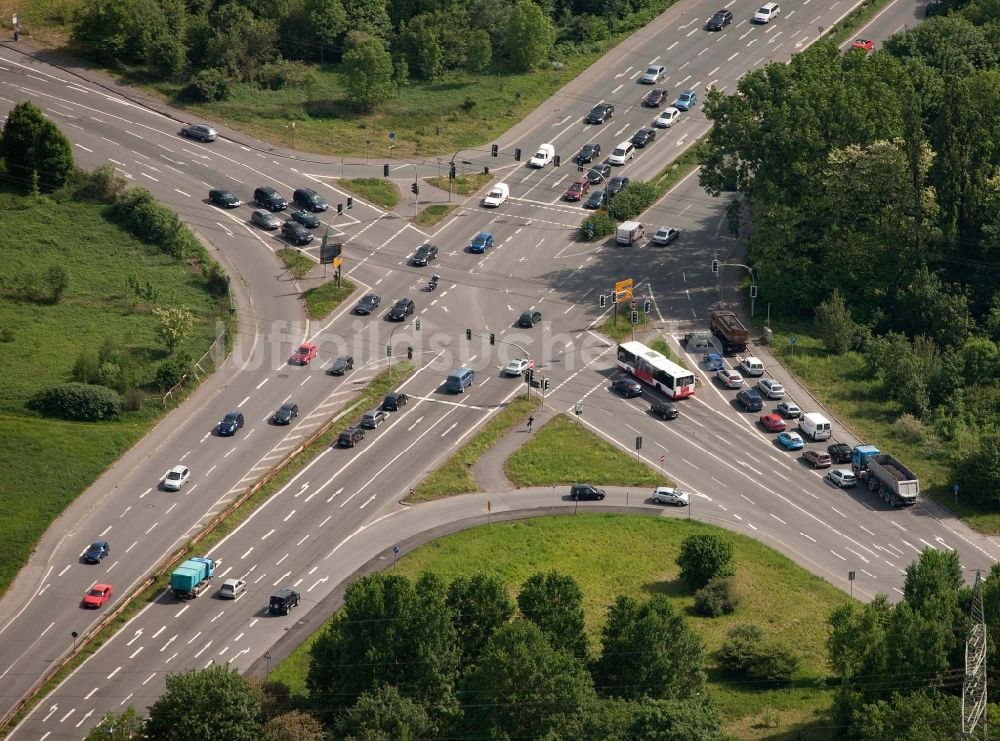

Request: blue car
left=674, top=89, right=698, bottom=111
left=703, top=353, right=724, bottom=371
left=470, top=232, right=494, bottom=253
left=776, top=431, right=805, bottom=451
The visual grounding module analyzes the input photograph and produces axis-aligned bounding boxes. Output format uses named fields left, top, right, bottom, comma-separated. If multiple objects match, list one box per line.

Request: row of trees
left=700, top=11, right=1000, bottom=502
left=69, top=0, right=664, bottom=109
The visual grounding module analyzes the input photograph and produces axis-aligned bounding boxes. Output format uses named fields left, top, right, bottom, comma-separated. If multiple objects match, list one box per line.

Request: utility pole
left=962, top=569, right=988, bottom=740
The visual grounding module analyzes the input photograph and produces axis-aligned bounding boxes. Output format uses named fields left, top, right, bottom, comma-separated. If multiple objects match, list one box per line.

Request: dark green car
left=290, top=210, right=320, bottom=228
left=518, top=309, right=542, bottom=328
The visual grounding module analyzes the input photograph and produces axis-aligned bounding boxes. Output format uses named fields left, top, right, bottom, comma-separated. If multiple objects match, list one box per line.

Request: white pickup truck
left=528, top=143, right=555, bottom=168
left=482, top=182, right=509, bottom=207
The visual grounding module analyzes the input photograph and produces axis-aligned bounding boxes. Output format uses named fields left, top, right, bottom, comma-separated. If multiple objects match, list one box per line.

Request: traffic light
left=599, top=294, right=607, bottom=308
left=750, top=284, right=758, bottom=299
left=491, top=144, right=499, bottom=157
left=554, top=155, right=561, bottom=167
left=411, top=182, right=419, bottom=195
left=489, top=333, right=495, bottom=345
left=414, top=319, right=421, bottom=331
left=524, top=368, right=534, bottom=384
left=385, top=344, right=392, bottom=357
left=630, top=310, right=639, bottom=324
left=611, top=290, right=619, bottom=304
left=542, top=377, right=550, bottom=391
left=337, top=203, right=343, bottom=215
left=407, top=346, right=413, bottom=360
left=347, top=197, right=353, bottom=209
left=514, top=148, right=522, bottom=161
left=466, top=328, right=472, bottom=341
left=643, top=299, right=651, bottom=314
left=449, top=162, right=456, bottom=179
left=711, top=258, right=720, bottom=274
left=384, top=164, right=390, bottom=177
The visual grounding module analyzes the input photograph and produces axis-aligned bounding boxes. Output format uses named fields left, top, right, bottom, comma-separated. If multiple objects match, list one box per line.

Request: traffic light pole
left=464, top=329, right=532, bottom=399
left=712, top=258, right=758, bottom=317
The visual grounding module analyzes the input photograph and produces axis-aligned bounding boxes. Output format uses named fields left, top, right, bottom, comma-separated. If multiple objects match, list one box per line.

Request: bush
left=28, top=382, right=123, bottom=420
left=46, top=265, right=69, bottom=303
left=719, top=623, right=799, bottom=681
left=677, top=534, right=734, bottom=590
left=607, top=181, right=657, bottom=221
left=257, top=60, right=316, bottom=90
left=110, top=187, right=203, bottom=259
left=581, top=213, right=615, bottom=242
left=185, top=67, right=231, bottom=102
left=694, top=575, right=739, bottom=617
left=72, top=348, right=101, bottom=384
left=74, top=163, right=127, bottom=202
left=155, top=353, right=193, bottom=391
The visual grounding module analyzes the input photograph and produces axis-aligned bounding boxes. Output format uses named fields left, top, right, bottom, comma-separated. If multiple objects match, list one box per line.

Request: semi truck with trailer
left=170, top=557, right=216, bottom=599
left=851, top=445, right=919, bottom=507
left=710, top=311, right=749, bottom=353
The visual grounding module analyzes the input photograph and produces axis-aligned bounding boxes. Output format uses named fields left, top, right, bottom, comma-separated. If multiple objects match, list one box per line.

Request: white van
left=753, top=2, right=780, bottom=23
left=528, top=143, right=554, bottom=168
left=799, top=412, right=832, bottom=441
left=482, top=182, right=508, bottom=207
left=739, top=356, right=764, bottom=377
left=608, top=141, right=635, bottom=165
left=616, top=221, right=644, bottom=246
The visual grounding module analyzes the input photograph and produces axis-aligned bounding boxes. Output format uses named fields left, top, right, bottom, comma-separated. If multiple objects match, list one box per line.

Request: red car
left=759, top=413, right=787, bottom=432
left=563, top=178, right=590, bottom=201
left=290, top=342, right=318, bottom=365
left=83, top=584, right=113, bottom=608
left=851, top=38, right=874, bottom=51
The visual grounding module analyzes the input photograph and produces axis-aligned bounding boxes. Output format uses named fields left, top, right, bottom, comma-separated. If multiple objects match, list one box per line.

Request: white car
left=717, top=369, right=743, bottom=388
left=504, top=358, right=535, bottom=377
left=219, top=579, right=246, bottom=599
left=753, top=2, right=780, bottom=23
left=757, top=378, right=785, bottom=399
left=482, top=183, right=509, bottom=207
left=640, top=65, right=667, bottom=84
left=827, top=469, right=857, bottom=488
left=653, top=107, right=681, bottom=128
left=651, top=486, right=689, bottom=506
left=163, top=465, right=190, bottom=491
left=528, top=143, right=554, bottom=168
left=652, top=226, right=679, bottom=245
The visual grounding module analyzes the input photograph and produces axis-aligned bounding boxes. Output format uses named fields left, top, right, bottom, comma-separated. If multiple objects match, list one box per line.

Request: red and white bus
left=617, top=341, right=695, bottom=399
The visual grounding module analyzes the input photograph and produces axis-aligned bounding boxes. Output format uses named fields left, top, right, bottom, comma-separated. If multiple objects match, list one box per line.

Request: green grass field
left=270, top=514, right=847, bottom=739
left=0, top=194, right=226, bottom=596
left=505, top=414, right=663, bottom=487
left=339, top=179, right=399, bottom=209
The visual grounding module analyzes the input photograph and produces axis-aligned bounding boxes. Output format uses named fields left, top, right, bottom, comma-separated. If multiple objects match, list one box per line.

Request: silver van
left=608, top=141, right=635, bottom=165
left=446, top=367, right=475, bottom=393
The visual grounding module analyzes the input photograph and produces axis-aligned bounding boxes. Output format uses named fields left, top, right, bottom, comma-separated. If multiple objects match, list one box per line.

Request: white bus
left=617, top=341, right=696, bottom=399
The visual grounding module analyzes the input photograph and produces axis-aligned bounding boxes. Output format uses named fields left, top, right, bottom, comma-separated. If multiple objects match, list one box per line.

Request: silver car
left=219, top=579, right=246, bottom=599
left=640, top=65, right=667, bottom=84
left=250, top=209, right=281, bottom=230
left=757, top=378, right=785, bottom=399
left=181, top=124, right=217, bottom=142
left=651, top=486, right=689, bottom=506
left=360, top=409, right=386, bottom=429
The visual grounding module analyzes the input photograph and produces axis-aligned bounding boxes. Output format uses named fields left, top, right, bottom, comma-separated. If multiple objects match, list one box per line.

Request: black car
left=269, top=588, right=301, bottom=615
left=338, top=427, right=365, bottom=447
left=281, top=221, right=313, bottom=245
left=83, top=540, right=110, bottom=564
left=584, top=189, right=607, bottom=209
left=586, top=103, right=615, bottom=124
left=828, top=442, right=853, bottom=464
left=412, top=243, right=438, bottom=266
left=382, top=392, right=409, bottom=411
left=607, top=176, right=630, bottom=197
left=217, top=412, right=244, bottom=436
left=612, top=376, right=642, bottom=397
left=254, top=186, right=287, bottom=211
left=327, top=355, right=354, bottom=375
left=518, top=309, right=542, bottom=328
left=577, top=143, right=601, bottom=163
left=387, top=298, right=415, bottom=321
left=292, top=187, right=328, bottom=212
left=209, top=189, right=241, bottom=208
left=586, top=163, right=612, bottom=185
left=736, top=388, right=764, bottom=412
left=643, top=88, right=668, bottom=107
left=354, top=294, right=381, bottom=315
left=289, top=210, right=320, bottom=228
left=570, top=484, right=606, bottom=501
left=706, top=9, right=733, bottom=30
left=632, top=128, right=657, bottom=148
left=651, top=400, right=679, bottom=420
left=272, top=402, right=299, bottom=425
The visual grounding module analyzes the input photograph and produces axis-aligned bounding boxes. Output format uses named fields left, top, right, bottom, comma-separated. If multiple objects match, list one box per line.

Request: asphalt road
left=2, top=0, right=993, bottom=735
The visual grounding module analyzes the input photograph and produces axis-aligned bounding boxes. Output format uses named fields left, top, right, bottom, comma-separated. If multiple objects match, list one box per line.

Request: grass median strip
left=277, top=248, right=315, bottom=280
left=414, top=204, right=456, bottom=226
left=506, top=414, right=664, bottom=487
left=0, top=363, right=413, bottom=734
left=339, top=179, right=399, bottom=209
left=600, top=309, right=648, bottom=341
left=425, top=173, right=492, bottom=196
left=406, top=395, right=539, bottom=503
left=302, top=278, right=357, bottom=320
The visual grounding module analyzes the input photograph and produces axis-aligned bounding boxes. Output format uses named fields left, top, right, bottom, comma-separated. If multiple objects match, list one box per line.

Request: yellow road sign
left=333, top=257, right=343, bottom=269
left=614, top=278, right=633, bottom=302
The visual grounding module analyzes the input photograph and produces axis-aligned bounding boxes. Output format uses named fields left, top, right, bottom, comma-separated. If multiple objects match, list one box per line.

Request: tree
left=1, top=101, right=75, bottom=192
left=850, top=689, right=960, bottom=740
left=594, top=594, right=706, bottom=700
left=446, top=573, right=514, bottom=668
left=676, top=534, right=734, bottom=590
left=343, top=0, right=392, bottom=44
left=465, top=29, right=492, bottom=75
left=578, top=697, right=724, bottom=740
left=517, top=570, right=589, bottom=659
left=304, top=0, right=348, bottom=62
left=333, top=683, right=435, bottom=740
left=956, top=430, right=1000, bottom=506
left=84, top=707, right=146, bottom=740
left=826, top=595, right=892, bottom=688
left=340, top=32, right=396, bottom=112
left=903, top=547, right=962, bottom=611
left=154, top=307, right=195, bottom=353
left=718, top=623, right=799, bottom=681
left=72, top=0, right=132, bottom=66
left=260, top=710, right=325, bottom=741
left=500, top=0, right=554, bottom=72
left=460, top=620, right=595, bottom=739
left=145, top=665, right=261, bottom=740
left=815, top=288, right=855, bottom=354
left=206, top=4, right=279, bottom=81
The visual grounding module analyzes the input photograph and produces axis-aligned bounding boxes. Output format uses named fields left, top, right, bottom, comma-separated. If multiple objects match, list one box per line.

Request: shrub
left=815, top=288, right=855, bottom=354
left=155, top=353, right=192, bottom=391
left=28, top=382, right=123, bottom=420
left=111, top=188, right=202, bottom=259
left=693, top=575, right=739, bottom=617
left=96, top=362, right=123, bottom=391
left=258, top=60, right=315, bottom=90
left=46, top=265, right=69, bottom=303
left=677, top=534, right=734, bottom=590
left=581, top=213, right=615, bottom=242
left=75, top=163, right=127, bottom=202
left=185, top=67, right=231, bottom=102
left=607, top=181, right=657, bottom=221
left=72, top=348, right=101, bottom=384
left=719, top=623, right=799, bottom=681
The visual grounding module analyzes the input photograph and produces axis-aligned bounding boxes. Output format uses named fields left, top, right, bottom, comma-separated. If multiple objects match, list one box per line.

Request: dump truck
left=710, top=310, right=749, bottom=354
left=851, top=445, right=919, bottom=507
left=170, top=557, right=216, bottom=599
